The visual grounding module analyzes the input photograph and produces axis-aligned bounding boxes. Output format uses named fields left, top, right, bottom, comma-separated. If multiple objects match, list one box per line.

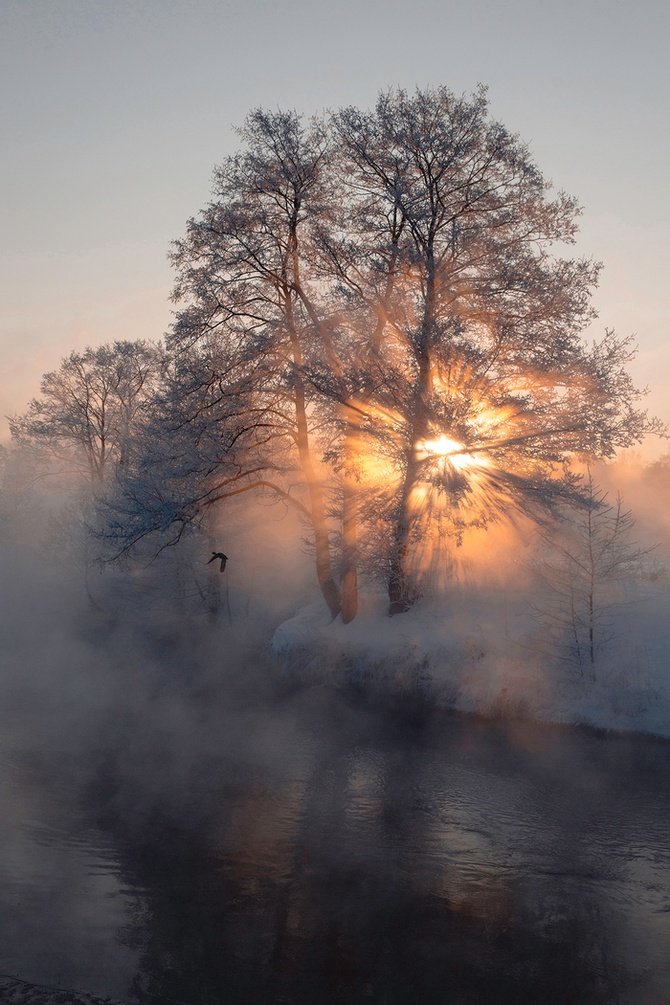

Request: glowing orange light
left=419, top=435, right=486, bottom=470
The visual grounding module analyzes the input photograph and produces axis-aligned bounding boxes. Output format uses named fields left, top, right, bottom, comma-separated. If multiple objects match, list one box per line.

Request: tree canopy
left=97, top=86, right=661, bottom=620
left=10, top=340, right=163, bottom=484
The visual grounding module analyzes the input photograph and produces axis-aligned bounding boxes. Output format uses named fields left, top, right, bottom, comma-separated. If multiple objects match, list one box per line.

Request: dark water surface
left=2, top=677, right=670, bottom=1005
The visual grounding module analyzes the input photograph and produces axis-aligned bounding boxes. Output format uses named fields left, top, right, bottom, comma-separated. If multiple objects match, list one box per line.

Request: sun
left=418, top=435, right=486, bottom=471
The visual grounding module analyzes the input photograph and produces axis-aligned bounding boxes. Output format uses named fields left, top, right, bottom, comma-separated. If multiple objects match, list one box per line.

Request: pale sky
left=1, top=0, right=668, bottom=453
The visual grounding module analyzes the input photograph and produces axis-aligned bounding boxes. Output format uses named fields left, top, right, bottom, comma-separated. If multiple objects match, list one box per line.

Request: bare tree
left=533, top=471, right=654, bottom=677
left=98, top=88, right=662, bottom=623
left=328, top=87, right=662, bottom=612
left=10, top=340, right=163, bottom=484
left=128, top=111, right=346, bottom=618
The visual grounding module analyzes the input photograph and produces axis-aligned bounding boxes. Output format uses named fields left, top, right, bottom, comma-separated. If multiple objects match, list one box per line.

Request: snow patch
left=271, top=585, right=670, bottom=738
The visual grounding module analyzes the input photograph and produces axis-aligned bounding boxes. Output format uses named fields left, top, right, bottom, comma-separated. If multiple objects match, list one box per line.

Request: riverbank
left=0, top=977, right=129, bottom=1005
left=271, top=588, right=670, bottom=739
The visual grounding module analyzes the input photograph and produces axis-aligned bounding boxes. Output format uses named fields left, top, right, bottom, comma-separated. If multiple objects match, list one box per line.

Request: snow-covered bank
left=271, top=588, right=670, bottom=739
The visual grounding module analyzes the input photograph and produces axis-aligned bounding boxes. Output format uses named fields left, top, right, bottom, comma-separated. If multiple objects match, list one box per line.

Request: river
left=1, top=674, right=670, bottom=1004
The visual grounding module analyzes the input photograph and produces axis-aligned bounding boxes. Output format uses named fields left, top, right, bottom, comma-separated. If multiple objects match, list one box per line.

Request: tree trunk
left=387, top=264, right=436, bottom=615
left=285, top=274, right=342, bottom=620
left=388, top=445, right=423, bottom=614
left=340, top=408, right=361, bottom=623
left=293, top=371, right=341, bottom=620
left=300, top=438, right=341, bottom=619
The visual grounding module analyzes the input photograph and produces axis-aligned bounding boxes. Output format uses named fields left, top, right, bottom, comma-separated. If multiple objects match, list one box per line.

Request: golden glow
left=418, top=435, right=487, bottom=470
left=346, top=383, right=543, bottom=596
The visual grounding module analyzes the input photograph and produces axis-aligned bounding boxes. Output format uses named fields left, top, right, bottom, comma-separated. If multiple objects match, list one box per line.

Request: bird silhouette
left=207, top=552, right=228, bottom=572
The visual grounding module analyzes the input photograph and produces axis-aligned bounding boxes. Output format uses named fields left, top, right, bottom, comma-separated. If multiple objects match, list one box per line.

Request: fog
left=0, top=493, right=311, bottom=791
left=2, top=454, right=670, bottom=1003
left=2, top=449, right=670, bottom=805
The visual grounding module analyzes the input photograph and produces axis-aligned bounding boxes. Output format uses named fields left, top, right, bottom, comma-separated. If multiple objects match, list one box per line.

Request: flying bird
left=207, top=552, right=228, bottom=572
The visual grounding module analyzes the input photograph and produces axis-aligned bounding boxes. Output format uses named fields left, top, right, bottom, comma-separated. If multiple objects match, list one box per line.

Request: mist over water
left=3, top=631, right=670, bottom=1003
left=2, top=460, right=670, bottom=1003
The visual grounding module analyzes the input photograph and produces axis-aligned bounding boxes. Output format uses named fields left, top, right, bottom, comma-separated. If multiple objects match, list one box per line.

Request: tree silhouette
left=10, top=340, right=163, bottom=484
left=533, top=471, right=654, bottom=676
left=100, top=88, right=662, bottom=619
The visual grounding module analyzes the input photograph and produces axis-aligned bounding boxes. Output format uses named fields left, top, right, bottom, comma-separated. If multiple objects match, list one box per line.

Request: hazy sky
left=1, top=0, right=668, bottom=450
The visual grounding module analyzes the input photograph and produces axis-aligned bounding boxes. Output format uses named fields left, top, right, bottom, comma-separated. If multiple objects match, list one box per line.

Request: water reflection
left=3, top=685, right=670, bottom=1003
